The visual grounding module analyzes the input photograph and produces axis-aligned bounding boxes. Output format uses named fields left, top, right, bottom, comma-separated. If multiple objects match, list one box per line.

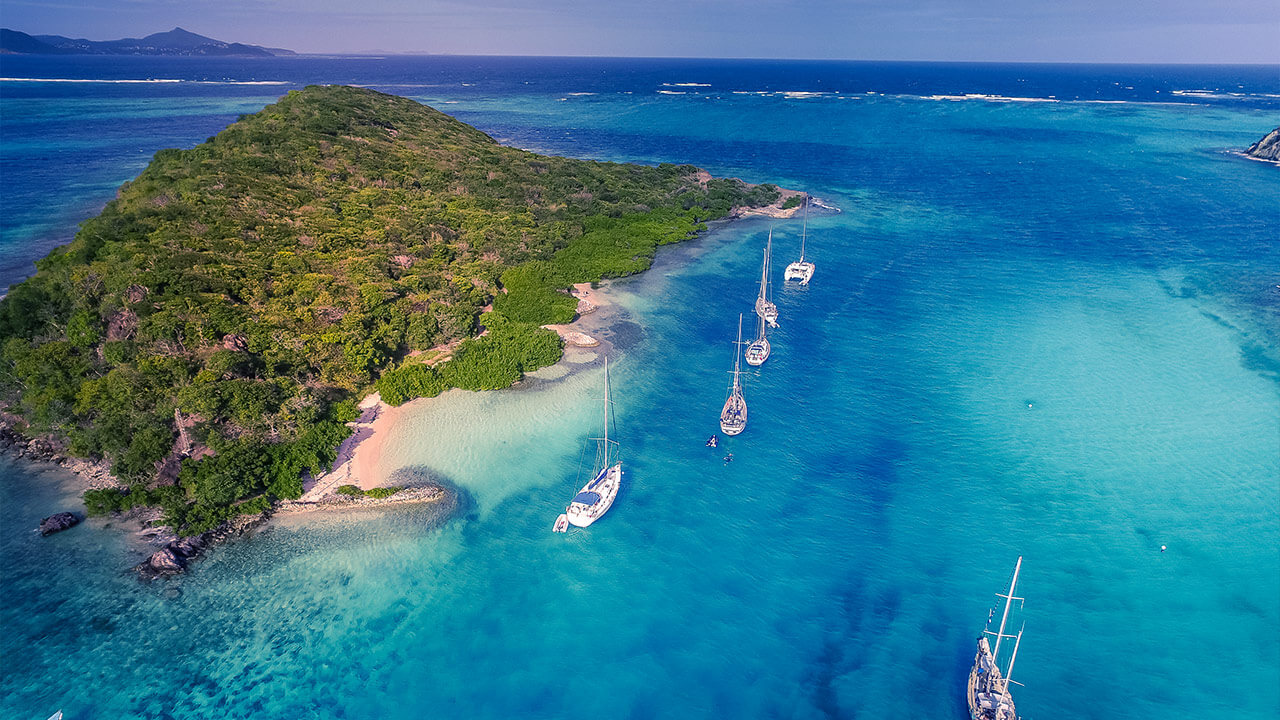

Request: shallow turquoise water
left=1, top=60, right=1278, bottom=719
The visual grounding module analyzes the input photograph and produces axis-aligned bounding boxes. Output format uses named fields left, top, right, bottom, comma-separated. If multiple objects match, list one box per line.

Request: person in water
left=723, top=452, right=733, bottom=463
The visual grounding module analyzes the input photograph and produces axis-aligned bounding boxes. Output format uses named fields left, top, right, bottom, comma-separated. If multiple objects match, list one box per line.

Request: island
left=1243, top=126, right=1280, bottom=163
left=0, top=27, right=294, bottom=57
left=0, top=85, right=793, bottom=561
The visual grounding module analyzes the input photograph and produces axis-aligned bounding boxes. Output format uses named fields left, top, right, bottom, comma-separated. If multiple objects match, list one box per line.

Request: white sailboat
left=744, top=310, right=771, bottom=366
left=784, top=194, right=815, bottom=285
left=563, top=356, right=622, bottom=529
left=720, top=314, right=748, bottom=436
left=967, top=556, right=1024, bottom=720
left=754, top=231, right=779, bottom=328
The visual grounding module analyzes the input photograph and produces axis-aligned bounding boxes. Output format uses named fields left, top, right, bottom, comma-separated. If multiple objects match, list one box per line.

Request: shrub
left=364, top=486, right=402, bottom=499
left=83, top=487, right=132, bottom=516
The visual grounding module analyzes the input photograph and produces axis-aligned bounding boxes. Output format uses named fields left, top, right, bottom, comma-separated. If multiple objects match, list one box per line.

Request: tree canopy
left=0, top=85, right=779, bottom=533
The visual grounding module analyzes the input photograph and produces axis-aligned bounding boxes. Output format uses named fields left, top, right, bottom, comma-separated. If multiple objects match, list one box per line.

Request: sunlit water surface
left=1, top=57, right=1277, bottom=719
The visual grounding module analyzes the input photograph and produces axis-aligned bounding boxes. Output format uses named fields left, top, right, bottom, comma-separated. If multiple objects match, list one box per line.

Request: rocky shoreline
left=1, top=418, right=122, bottom=489
left=134, top=511, right=270, bottom=580
left=133, top=484, right=450, bottom=579
left=278, top=484, right=449, bottom=516
left=1243, top=126, right=1280, bottom=164
left=4, top=417, right=452, bottom=579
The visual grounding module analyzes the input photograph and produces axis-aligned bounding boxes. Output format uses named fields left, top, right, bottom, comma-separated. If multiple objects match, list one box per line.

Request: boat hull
left=784, top=261, right=814, bottom=285
left=566, top=463, right=621, bottom=527
left=720, top=389, right=747, bottom=435
left=745, top=338, right=770, bottom=366
left=755, top=297, right=779, bottom=325
left=966, top=637, right=1017, bottom=720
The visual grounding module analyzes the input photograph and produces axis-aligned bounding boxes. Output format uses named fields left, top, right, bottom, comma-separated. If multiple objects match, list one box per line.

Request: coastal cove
left=1, top=57, right=1278, bottom=719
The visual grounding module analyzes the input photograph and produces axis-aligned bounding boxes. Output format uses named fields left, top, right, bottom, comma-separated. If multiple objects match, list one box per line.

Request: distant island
left=0, top=27, right=295, bottom=57
left=1243, top=126, right=1280, bottom=164
left=0, top=85, right=788, bottom=550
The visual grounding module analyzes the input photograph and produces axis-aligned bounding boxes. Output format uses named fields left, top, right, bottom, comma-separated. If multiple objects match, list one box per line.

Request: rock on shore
left=0, top=420, right=63, bottom=463
left=1, top=419, right=121, bottom=489
left=39, top=512, right=81, bottom=536
left=1244, top=127, right=1280, bottom=163
left=134, top=511, right=269, bottom=580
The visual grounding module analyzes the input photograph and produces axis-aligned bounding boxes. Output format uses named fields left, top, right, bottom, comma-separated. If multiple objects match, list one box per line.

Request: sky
left=2, top=0, right=1278, bottom=63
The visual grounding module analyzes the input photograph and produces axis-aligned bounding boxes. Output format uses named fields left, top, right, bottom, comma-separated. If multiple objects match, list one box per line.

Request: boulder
left=125, top=284, right=149, bottom=304
left=0, top=420, right=24, bottom=452
left=106, top=308, right=138, bottom=340
left=221, top=333, right=249, bottom=351
left=39, top=512, right=81, bottom=536
left=171, top=535, right=208, bottom=557
left=144, top=547, right=186, bottom=575
left=23, top=437, right=59, bottom=462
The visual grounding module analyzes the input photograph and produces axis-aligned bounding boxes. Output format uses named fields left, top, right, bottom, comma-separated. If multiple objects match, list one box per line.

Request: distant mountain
left=0, top=27, right=295, bottom=57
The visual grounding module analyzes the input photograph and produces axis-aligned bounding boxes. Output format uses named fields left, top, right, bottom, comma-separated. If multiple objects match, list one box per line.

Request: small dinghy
left=553, top=513, right=569, bottom=533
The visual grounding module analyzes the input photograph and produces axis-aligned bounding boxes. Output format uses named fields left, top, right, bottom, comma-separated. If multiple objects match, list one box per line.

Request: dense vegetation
left=0, top=85, right=778, bottom=533
left=336, top=484, right=403, bottom=499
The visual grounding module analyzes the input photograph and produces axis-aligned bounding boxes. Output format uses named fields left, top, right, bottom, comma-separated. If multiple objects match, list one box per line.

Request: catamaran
left=754, top=231, right=779, bottom=328
left=967, top=556, right=1025, bottom=720
left=744, top=310, right=771, bottom=366
left=720, top=314, right=748, bottom=436
left=556, top=356, right=622, bottom=530
left=784, top=194, right=815, bottom=285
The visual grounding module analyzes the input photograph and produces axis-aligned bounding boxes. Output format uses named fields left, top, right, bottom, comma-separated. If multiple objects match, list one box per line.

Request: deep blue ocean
left=1, top=56, right=1278, bottom=719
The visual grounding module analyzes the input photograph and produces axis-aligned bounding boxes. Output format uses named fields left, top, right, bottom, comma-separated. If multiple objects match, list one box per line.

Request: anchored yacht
left=560, top=357, right=622, bottom=529
left=784, top=194, right=815, bottom=285
left=966, top=557, right=1025, bottom=720
left=720, top=315, right=749, bottom=435
left=745, top=311, right=771, bottom=366
left=754, top=231, right=779, bottom=327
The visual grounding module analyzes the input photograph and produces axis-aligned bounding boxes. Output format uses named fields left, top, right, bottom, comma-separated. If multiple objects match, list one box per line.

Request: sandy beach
left=300, top=280, right=624, bottom=499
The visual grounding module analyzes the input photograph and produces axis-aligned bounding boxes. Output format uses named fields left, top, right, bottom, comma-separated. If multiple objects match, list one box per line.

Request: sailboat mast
left=759, top=233, right=771, bottom=301
left=800, top=194, right=808, bottom=261
left=1004, top=624, right=1024, bottom=690
left=992, top=556, right=1023, bottom=662
left=765, top=233, right=773, bottom=301
left=733, top=314, right=743, bottom=387
left=602, top=356, right=610, bottom=453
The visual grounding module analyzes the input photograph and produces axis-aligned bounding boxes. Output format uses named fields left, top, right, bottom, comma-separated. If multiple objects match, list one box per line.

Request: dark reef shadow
left=382, top=465, right=476, bottom=525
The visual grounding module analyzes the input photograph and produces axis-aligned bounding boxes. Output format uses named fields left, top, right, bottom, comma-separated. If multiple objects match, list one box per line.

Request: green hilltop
left=0, top=85, right=779, bottom=534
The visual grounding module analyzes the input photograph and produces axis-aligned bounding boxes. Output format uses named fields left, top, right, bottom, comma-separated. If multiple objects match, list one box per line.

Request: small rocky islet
left=1243, top=126, right=1280, bottom=162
